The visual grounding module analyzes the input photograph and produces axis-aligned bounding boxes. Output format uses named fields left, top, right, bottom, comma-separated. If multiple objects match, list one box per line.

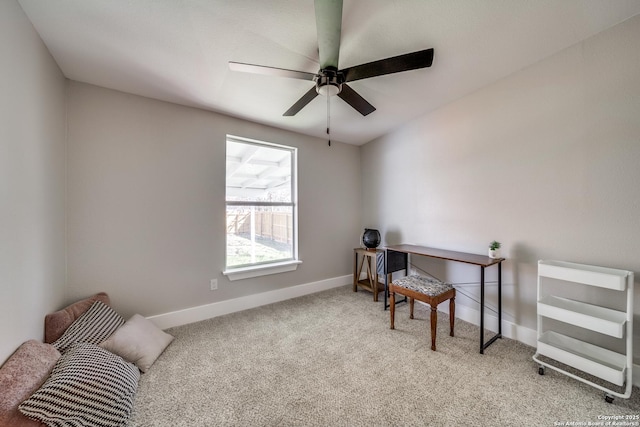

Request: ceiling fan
left=229, top=0, right=434, bottom=118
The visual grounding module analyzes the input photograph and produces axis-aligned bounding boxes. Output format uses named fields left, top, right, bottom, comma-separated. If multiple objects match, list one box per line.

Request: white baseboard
left=146, top=274, right=351, bottom=330
left=148, top=275, right=640, bottom=388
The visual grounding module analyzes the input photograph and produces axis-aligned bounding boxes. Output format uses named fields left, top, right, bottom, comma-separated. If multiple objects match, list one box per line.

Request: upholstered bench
left=389, top=274, right=455, bottom=351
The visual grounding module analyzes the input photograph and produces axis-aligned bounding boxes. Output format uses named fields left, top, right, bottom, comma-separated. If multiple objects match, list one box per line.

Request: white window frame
left=222, top=135, right=300, bottom=281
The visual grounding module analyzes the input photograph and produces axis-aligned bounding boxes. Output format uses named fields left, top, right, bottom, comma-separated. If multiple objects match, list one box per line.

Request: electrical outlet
left=210, top=279, right=218, bottom=291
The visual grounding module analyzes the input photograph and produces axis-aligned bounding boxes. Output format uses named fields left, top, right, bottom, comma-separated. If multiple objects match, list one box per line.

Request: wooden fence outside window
left=227, top=211, right=292, bottom=245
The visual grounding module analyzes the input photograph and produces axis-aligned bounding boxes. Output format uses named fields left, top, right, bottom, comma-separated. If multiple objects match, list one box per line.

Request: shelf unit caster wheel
left=604, top=394, right=614, bottom=404
left=538, top=366, right=545, bottom=375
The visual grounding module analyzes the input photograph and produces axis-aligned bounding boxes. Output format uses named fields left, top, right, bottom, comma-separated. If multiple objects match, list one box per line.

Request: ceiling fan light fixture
left=314, top=68, right=342, bottom=96
left=316, top=82, right=341, bottom=97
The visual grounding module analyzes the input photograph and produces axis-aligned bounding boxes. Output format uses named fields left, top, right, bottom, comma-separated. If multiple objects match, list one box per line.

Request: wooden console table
left=353, top=248, right=385, bottom=301
left=385, top=244, right=505, bottom=354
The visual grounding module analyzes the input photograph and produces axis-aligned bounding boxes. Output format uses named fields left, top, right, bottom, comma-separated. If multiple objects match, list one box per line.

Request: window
left=223, top=135, right=299, bottom=280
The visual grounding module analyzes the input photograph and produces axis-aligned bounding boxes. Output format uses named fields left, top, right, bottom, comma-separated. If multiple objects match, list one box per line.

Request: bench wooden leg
left=430, top=305, right=437, bottom=351
left=409, top=298, right=415, bottom=319
left=449, top=297, right=455, bottom=337
left=390, top=291, right=395, bottom=330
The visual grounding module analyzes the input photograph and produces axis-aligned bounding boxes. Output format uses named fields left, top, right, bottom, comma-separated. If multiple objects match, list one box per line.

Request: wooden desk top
left=385, top=244, right=504, bottom=267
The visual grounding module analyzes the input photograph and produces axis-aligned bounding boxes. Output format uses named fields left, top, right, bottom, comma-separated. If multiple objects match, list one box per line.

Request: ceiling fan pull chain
left=327, top=93, right=331, bottom=146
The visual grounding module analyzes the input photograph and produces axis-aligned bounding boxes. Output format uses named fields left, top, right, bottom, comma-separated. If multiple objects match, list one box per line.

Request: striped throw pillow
left=52, top=301, right=124, bottom=354
left=19, top=342, right=140, bottom=427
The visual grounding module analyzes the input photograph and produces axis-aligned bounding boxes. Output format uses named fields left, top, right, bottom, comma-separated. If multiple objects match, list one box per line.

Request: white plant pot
left=488, top=249, right=501, bottom=259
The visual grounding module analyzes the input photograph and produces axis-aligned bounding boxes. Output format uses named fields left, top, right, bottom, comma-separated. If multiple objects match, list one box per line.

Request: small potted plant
left=488, top=241, right=501, bottom=259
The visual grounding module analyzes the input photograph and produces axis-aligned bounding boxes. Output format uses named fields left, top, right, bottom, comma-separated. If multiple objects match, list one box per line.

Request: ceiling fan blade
left=337, top=84, right=376, bottom=116
left=314, top=0, right=343, bottom=69
left=283, top=86, right=319, bottom=116
left=229, top=62, right=316, bottom=81
left=341, top=48, right=434, bottom=82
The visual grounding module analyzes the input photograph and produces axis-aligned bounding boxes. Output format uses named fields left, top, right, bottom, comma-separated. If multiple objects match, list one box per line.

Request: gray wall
left=0, top=0, right=67, bottom=363
left=361, top=15, right=640, bottom=355
left=66, top=82, right=362, bottom=318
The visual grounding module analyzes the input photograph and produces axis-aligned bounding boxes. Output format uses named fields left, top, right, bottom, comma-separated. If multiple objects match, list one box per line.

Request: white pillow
left=100, top=314, right=174, bottom=372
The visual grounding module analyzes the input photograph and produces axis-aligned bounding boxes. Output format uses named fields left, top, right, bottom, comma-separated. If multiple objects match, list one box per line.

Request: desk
left=385, top=244, right=504, bottom=354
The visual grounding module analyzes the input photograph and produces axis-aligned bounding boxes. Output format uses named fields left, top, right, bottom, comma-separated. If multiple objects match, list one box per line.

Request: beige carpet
left=129, top=286, right=640, bottom=426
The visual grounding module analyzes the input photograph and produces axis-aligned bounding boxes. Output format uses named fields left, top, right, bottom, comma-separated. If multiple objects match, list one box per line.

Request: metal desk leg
left=383, top=251, right=388, bottom=310
left=383, top=250, right=407, bottom=311
left=384, top=274, right=388, bottom=310
left=480, top=261, right=503, bottom=354
left=498, top=262, right=502, bottom=336
left=480, top=266, right=485, bottom=354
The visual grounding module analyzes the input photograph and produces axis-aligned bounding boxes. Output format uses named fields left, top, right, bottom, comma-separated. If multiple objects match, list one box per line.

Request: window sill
left=223, top=260, right=302, bottom=281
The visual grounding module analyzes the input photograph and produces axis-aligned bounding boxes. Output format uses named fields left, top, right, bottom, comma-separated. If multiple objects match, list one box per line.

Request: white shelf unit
left=533, top=260, right=634, bottom=402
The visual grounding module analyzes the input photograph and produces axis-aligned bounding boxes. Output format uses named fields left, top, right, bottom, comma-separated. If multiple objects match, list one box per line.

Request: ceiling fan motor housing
left=315, top=67, right=343, bottom=96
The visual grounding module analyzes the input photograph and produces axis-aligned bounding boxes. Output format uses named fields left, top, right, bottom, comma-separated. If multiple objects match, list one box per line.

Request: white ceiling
left=18, top=0, right=640, bottom=145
